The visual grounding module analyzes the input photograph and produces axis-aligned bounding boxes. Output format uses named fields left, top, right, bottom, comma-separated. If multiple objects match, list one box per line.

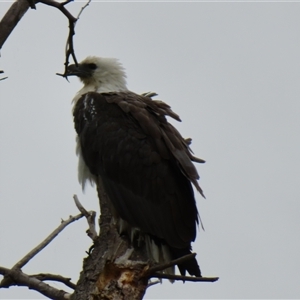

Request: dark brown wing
left=73, top=91, right=204, bottom=250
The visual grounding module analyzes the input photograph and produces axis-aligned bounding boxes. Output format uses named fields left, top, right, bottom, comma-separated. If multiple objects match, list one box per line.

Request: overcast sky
left=1, top=1, right=300, bottom=299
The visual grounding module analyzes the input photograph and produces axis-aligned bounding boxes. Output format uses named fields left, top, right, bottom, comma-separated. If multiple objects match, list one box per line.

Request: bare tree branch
left=0, top=266, right=71, bottom=299
left=61, top=0, right=91, bottom=76
left=30, top=273, right=76, bottom=290
left=0, top=212, right=85, bottom=289
left=76, top=0, right=91, bottom=20
left=13, top=213, right=85, bottom=270
left=37, top=0, right=79, bottom=70
left=0, top=0, right=30, bottom=50
left=0, top=208, right=93, bottom=297
left=151, top=273, right=219, bottom=283
left=0, top=0, right=91, bottom=76
left=39, top=0, right=76, bottom=22
left=73, top=194, right=98, bottom=241
left=143, top=253, right=219, bottom=283
left=146, top=253, right=196, bottom=275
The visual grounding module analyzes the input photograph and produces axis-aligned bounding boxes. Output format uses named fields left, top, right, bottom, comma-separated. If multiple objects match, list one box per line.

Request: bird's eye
left=88, top=63, right=97, bottom=70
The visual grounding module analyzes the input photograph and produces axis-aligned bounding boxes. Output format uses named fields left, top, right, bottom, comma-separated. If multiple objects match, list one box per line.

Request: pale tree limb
left=76, top=0, right=91, bottom=20
left=73, top=194, right=98, bottom=241
left=0, top=212, right=85, bottom=289
left=0, top=196, right=98, bottom=298
left=13, top=213, right=85, bottom=270
left=0, top=266, right=71, bottom=299
left=0, top=0, right=30, bottom=50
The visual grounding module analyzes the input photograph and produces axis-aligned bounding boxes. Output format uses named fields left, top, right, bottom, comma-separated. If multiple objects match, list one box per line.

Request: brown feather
left=73, top=91, right=204, bottom=276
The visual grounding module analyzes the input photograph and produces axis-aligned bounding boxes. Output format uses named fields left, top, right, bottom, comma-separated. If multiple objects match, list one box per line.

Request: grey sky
left=1, top=2, right=300, bottom=299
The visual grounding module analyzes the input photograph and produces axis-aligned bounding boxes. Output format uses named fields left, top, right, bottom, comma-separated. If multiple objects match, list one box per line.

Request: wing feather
left=73, top=91, right=204, bottom=248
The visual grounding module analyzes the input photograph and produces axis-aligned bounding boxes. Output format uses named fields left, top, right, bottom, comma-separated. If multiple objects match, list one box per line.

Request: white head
left=67, top=56, right=128, bottom=96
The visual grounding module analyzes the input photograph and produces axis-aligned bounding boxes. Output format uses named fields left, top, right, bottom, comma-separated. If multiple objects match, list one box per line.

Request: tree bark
left=72, top=177, right=152, bottom=300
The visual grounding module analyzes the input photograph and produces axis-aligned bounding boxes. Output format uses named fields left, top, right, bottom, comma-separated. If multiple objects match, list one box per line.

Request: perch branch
left=146, top=253, right=196, bottom=275
left=73, top=194, right=98, bottom=241
left=152, top=273, right=219, bottom=283
left=30, top=273, right=76, bottom=290
left=0, top=266, right=71, bottom=299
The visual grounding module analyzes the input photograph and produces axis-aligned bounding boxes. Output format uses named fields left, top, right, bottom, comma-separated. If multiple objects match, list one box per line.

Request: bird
left=67, top=56, right=205, bottom=277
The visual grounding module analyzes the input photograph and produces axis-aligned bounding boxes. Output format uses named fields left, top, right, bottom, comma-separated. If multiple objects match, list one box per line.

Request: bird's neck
left=72, top=80, right=128, bottom=105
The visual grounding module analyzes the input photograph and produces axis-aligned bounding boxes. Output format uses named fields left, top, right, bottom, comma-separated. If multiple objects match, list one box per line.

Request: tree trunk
left=72, top=177, right=152, bottom=300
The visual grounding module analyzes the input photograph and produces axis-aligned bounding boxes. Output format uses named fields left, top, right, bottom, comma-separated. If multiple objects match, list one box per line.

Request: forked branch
left=0, top=0, right=91, bottom=75
left=73, top=194, right=97, bottom=241
left=13, top=213, right=85, bottom=270
left=0, top=206, right=93, bottom=297
left=0, top=266, right=71, bottom=300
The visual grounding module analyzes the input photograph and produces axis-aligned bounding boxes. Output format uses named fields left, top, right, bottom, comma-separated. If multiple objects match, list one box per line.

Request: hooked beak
left=65, top=63, right=93, bottom=79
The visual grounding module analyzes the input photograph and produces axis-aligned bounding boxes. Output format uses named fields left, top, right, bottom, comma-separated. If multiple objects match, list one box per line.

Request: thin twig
left=37, top=0, right=78, bottom=70
left=63, top=0, right=91, bottom=71
left=55, top=0, right=91, bottom=77
left=13, top=213, right=84, bottom=270
left=152, top=272, right=219, bottom=283
left=146, top=253, right=196, bottom=275
left=73, top=194, right=98, bottom=241
left=0, top=0, right=81, bottom=78
left=0, top=266, right=71, bottom=299
left=0, top=213, right=85, bottom=288
left=66, top=19, right=77, bottom=67
left=30, top=273, right=76, bottom=290
left=77, top=0, right=91, bottom=20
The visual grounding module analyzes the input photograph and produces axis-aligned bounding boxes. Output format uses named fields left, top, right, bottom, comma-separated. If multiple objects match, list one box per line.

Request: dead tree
left=0, top=1, right=218, bottom=299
